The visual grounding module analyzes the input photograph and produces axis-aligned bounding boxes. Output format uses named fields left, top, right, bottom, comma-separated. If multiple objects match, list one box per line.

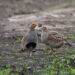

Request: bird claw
left=19, top=48, right=25, bottom=53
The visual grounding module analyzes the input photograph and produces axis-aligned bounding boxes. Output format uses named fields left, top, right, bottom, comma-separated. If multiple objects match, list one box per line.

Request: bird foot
left=19, top=48, right=25, bottom=53
left=27, top=52, right=33, bottom=58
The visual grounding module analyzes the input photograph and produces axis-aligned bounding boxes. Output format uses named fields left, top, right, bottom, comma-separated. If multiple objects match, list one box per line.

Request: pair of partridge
left=21, top=24, right=72, bottom=56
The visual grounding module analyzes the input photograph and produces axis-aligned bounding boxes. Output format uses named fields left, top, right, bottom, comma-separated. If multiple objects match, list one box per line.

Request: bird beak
left=35, top=26, right=41, bottom=31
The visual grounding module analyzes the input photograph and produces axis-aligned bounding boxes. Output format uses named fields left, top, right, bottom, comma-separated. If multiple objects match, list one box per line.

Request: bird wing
left=21, top=34, right=27, bottom=46
left=48, top=34, right=62, bottom=42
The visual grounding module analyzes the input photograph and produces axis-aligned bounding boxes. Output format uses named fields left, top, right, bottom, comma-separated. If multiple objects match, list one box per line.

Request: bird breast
left=48, top=40, right=63, bottom=48
left=41, top=32, right=48, bottom=43
left=26, top=30, right=38, bottom=43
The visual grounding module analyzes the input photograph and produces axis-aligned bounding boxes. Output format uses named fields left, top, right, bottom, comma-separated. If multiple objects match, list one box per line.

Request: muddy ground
left=0, top=0, right=75, bottom=75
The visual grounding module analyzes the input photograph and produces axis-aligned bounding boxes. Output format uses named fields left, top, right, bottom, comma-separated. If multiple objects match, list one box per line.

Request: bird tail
left=63, top=39, right=72, bottom=47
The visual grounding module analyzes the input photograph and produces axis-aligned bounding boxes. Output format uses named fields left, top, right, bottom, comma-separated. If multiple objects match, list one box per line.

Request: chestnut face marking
left=42, top=26, right=47, bottom=31
left=30, top=24, right=36, bottom=29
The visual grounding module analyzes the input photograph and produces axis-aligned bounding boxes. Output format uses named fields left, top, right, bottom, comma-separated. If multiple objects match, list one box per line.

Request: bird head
left=30, top=24, right=36, bottom=29
left=42, top=26, right=47, bottom=31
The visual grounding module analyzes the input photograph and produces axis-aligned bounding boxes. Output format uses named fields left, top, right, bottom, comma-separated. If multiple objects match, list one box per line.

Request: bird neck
left=30, top=28, right=35, bottom=31
left=42, top=30, right=47, bottom=32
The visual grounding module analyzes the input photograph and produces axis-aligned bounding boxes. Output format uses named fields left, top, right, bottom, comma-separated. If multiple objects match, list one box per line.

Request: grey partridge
left=21, top=24, right=38, bottom=56
left=41, top=26, right=72, bottom=51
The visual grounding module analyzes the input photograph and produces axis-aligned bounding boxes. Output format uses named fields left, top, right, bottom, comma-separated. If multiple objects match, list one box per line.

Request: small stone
left=6, top=44, right=9, bottom=47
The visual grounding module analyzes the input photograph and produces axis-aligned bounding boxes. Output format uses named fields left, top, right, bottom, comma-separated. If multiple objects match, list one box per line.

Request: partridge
left=41, top=26, right=72, bottom=51
left=21, top=24, right=38, bottom=56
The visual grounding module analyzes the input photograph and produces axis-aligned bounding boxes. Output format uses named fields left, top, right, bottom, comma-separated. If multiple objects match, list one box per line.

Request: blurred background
left=0, top=0, right=75, bottom=19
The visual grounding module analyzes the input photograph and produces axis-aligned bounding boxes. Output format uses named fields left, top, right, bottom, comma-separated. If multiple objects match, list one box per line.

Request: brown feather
left=48, top=34, right=62, bottom=42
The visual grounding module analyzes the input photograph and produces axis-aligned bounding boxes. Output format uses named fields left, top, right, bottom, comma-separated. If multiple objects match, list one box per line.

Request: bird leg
left=30, top=51, right=33, bottom=57
left=27, top=51, right=32, bottom=57
left=48, top=47, right=54, bottom=54
left=28, top=47, right=33, bottom=57
left=51, top=47, right=54, bottom=53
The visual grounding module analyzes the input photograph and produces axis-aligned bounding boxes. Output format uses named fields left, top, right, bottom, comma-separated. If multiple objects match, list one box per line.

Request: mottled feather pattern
left=48, top=34, right=62, bottom=42
left=41, top=26, right=64, bottom=49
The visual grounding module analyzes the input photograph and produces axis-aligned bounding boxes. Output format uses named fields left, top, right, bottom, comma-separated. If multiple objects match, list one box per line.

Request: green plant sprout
left=16, top=37, right=21, bottom=43
left=68, top=35, right=75, bottom=39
